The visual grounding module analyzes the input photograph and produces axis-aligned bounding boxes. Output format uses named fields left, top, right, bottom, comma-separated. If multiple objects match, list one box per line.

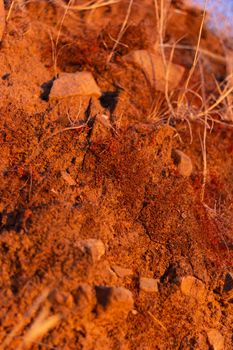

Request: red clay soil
left=0, top=1, right=232, bottom=349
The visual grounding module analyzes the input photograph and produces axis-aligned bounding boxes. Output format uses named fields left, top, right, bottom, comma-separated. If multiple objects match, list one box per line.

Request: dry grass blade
left=1, top=288, right=50, bottom=350
left=154, top=0, right=171, bottom=47
left=40, top=124, right=87, bottom=144
left=24, top=123, right=87, bottom=166
left=56, top=0, right=120, bottom=11
left=198, top=60, right=208, bottom=202
left=197, top=85, right=233, bottom=118
left=54, top=0, right=73, bottom=76
left=148, top=311, right=167, bottom=331
left=165, top=39, right=182, bottom=119
left=177, top=0, right=207, bottom=109
left=153, top=0, right=171, bottom=72
left=6, top=0, right=15, bottom=21
left=20, top=307, right=60, bottom=349
left=161, top=43, right=226, bottom=64
left=203, top=203, right=230, bottom=258
left=107, top=0, right=133, bottom=64
left=223, top=48, right=233, bottom=120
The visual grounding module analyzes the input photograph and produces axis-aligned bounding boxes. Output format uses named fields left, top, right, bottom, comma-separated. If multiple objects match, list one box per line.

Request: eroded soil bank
left=0, top=1, right=232, bottom=349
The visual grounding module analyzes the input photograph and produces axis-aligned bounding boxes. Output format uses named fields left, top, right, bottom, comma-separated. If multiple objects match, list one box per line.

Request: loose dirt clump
left=0, top=1, right=233, bottom=349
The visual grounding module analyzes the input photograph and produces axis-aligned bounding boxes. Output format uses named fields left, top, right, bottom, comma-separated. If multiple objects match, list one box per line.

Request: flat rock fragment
left=140, top=277, right=159, bottom=293
left=78, top=239, right=105, bottom=263
left=180, top=276, right=206, bottom=303
left=95, top=286, right=134, bottom=317
left=207, top=329, right=224, bottom=350
left=49, top=289, right=73, bottom=308
left=124, top=50, right=184, bottom=92
left=172, top=149, right=193, bottom=176
left=50, top=71, right=101, bottom=99
left=111, top=265, right=133, bottom=278
left=72, top=283, right=95, bottom=314
left=60, top=170, right=76, bottom=186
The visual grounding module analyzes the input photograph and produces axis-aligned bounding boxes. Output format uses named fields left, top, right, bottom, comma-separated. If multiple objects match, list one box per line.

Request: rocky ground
left=0, top=1, right=232, bottom=349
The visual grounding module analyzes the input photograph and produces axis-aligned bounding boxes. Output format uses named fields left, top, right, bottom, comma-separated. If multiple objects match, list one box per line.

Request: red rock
left=78, top=239, right=105, bottom=263
left=172, top=149, right=193, bottom=177
left=180, top=276, right=206, bottom=303
left=207, top=329, right=224, bottom=350
left=140, top=277, right=159, bottom=293
left=95, top=286, right=134, bottom=317
left=50, top=71, right=101, bottom=99
left=124, top=50, right=184, bottom=92
left=111, top=265, right=133, bottom=278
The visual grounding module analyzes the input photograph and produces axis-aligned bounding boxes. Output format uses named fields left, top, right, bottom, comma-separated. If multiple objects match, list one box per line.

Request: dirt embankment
left=0, top=1, right=232, bottom=349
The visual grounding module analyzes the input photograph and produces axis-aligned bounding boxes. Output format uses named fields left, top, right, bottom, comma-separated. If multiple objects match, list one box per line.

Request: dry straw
left=1, top=288, right=61, bottom=350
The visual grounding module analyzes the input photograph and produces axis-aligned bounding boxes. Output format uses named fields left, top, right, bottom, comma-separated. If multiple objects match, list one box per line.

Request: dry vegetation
left=0, top=0, right=233, bottom=349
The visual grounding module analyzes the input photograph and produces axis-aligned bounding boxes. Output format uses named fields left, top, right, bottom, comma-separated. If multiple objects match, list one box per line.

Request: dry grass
left=106, top=0, right=133, bottom=64
left=150, top=0, right=233, bottom=203
left=151, top=0, right=232, bottom=125
left=19, top=307, right=60, bottom=350
left=6, top=0, right=233, bottom=186
left=1, top=288, right=61, bottom=350
left=55, top=0, right=121, bottom=11
left=147, top=311, right=168, bottom=332
left=1, top=1, right=233, bottom=348
left=177, top=0, right=207, bottom=109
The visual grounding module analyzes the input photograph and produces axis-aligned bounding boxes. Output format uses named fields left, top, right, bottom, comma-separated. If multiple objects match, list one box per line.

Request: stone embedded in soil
left=124, top=50, right=184, bottom=92
left=90, top=113, right=113, bottom=143
left=207, top=329, right=224, bottom=350
left=223, top=272, right=233, bottom=292
left=78, top=239, right=105, bottom=263
left=60, top=170, right=76, bottom=186
left=111, top=265, right=133, bottom=278
left=49, top=71, right=101, bottom=99
left=140, top=277, right=159, bottom=293
left=95, top=286, right=134, bottom=317
left=0, top=0, right=5, bottom=41
left=172, top=149, right=193, bottom=177
left=49, top=289, right=73, bottom=308
left=72, top=283, right=95, bottom=314
left=180, top=276, right=206, bottom=303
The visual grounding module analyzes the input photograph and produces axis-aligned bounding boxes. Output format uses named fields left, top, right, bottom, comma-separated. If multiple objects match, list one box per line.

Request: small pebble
left=49, top=289, right=73, bottom=308
left=50, top=71, right=101, bottom=99
left=60, top=170, right=76, bottom=186
left=207, top=329, right=224, bottom=350
left=140, top=277, right=159, bottom=293
left=180, top=276, right=206, bottom=303
left=172, top=149, right=193, bottom=177
left=78, top=239, right=105, bottom=263
left=71, top=283, right=95, bottom=315
left=131, top=309, right=138, bottom=315
left=95, top=286, right=134, bottom=316
left=111, top=265, right=133, bottom=278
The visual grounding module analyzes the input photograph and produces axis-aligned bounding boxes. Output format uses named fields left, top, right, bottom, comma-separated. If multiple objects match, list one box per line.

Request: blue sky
left=191, top=0, right=233, bottom=35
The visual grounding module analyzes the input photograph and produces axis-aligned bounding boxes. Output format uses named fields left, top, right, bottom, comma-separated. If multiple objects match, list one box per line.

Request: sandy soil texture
left=0, top=1, right=232, bottom=349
